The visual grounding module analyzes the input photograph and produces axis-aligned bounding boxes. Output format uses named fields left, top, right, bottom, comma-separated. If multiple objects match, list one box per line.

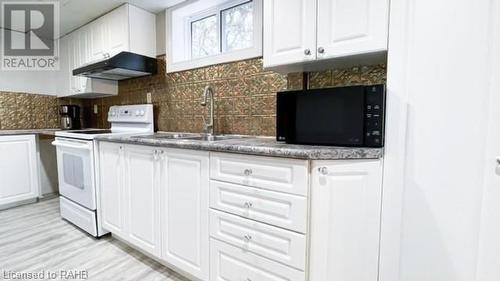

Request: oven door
left=52, top=137, right=96, bottom=210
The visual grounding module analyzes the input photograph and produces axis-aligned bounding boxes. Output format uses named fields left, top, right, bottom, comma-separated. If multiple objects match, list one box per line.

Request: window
left=222, top=1, right=254, bottom=52
left=191, top=15, right=219, bottom=59
left=167, top=0, right=262, bottom=73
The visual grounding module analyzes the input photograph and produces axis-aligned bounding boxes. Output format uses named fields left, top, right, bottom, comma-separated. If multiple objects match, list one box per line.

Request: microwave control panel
left=364, top=85, right=385, bottom=147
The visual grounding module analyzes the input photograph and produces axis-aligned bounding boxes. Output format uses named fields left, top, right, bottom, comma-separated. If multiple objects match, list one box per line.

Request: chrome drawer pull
left=243, top=202, right=253, bottom=208
left=244, top=169, right=252, bottom=176
left=243, top=234, right=252, bottom=241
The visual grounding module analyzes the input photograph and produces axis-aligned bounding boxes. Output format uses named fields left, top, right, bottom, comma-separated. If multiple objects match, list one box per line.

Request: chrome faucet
left=201, top=85, right=215, bottom=136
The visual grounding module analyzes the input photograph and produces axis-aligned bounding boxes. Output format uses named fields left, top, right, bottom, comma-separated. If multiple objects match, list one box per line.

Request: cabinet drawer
left=210, top=209, right=306, bottom=270
left=210, top=181, right=307, bottom=233
left=210, top=153, right=309, bottom=196
left=210, top=239, right=305, bottom=281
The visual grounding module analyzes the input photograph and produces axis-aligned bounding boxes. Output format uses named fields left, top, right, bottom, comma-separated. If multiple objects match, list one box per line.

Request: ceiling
left=0, top=0, right=186, bottom=37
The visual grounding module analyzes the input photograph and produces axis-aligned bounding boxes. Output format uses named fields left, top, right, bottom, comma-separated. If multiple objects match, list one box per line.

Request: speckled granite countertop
left=0, top=129, right=59, bottom=136
left=95, top=132, right=383, bottom=160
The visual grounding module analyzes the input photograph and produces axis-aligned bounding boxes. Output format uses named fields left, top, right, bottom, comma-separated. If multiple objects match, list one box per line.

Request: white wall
left=381, top=1, right=499, bottom=281
left=156, top=11, right=166, bottom=56
left=0, top=28, right=60, bottom=95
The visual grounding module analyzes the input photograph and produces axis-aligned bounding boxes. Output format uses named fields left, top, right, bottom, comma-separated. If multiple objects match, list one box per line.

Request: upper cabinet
left=263, top=0, right=317, bottom=67
left=58, top=4, right=156, bottom=98
left=263, top=0, right=389, bottom=72
left=87, top=4, right=156, bottom=64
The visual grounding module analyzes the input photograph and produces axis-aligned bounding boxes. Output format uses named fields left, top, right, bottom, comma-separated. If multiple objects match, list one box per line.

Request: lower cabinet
left=0, top=135, right=40, bottom=208
left=98, top=143, right=385, bottom=281
left=124, top=145, right=160, bottom=256
left=99, top=143, right=160, bottom=256
left=309, top=160, right=383, bottom=281
left=210, top=238, right=306, bottom=281
left=98, top=143, right=209, bottom=280
left=160, top=149, right=209, bottom=281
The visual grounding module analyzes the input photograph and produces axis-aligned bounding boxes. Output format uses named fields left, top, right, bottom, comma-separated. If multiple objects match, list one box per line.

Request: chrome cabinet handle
left=304, top=49, right=311, bottom=55
left=318, top=47, right=325, bottom=54
left=243, top=202, right=253, bottom=208
left=243, top=234, right=252, bottom=241
left=244, top=169, right=252, bottom=176
left=318, top=167, right=329, bottom=175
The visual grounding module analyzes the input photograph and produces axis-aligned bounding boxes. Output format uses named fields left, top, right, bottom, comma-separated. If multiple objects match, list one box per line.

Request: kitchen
left=1, top=0, right=499, bottom=281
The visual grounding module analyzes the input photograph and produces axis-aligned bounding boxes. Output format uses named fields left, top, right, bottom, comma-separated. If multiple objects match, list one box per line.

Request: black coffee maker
left=59, top=105, right=81, bottom=130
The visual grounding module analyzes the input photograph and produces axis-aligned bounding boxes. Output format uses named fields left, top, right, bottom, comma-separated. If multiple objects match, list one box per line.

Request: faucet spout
left=201, top=86, right=215, bottom=135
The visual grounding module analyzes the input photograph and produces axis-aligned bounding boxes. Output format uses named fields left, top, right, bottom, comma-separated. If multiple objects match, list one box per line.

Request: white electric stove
left=52, top=104, right=154, bottom=237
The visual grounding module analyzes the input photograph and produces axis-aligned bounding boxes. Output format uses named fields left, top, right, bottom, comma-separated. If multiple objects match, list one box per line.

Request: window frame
left=166, top=0, right=262, bottom=73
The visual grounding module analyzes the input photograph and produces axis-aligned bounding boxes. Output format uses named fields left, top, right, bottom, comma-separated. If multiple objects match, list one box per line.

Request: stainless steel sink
left=132, top=133, right=202, bottom=139
left=181, top=135, right=246, bottom=141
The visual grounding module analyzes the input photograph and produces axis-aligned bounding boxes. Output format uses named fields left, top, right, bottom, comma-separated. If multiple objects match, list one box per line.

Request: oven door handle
left=52, top=140, right=92, bottom=150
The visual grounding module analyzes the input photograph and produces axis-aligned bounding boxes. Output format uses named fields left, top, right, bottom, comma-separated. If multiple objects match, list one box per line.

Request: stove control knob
left=135, top=110, right=140, bottom=116
left=140, top=110, right=145, bottom=116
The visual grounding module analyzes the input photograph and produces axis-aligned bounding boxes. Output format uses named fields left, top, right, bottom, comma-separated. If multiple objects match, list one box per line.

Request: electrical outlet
left=147, top=92, right=152, bottom=104
left=93, top=104, right=98, bottom=114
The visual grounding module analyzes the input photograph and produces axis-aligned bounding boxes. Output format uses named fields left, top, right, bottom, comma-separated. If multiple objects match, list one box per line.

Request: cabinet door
left=160, top=149, right=209, bottom=281
left=0, top=135, right=39, bottom=207
left=105, top=5, right=129, bottom=57
left=90, top=17, right=108, bottom=62
left=123, top=145, right=160, bottom=256
left=78, top=26, right=91, bottom=92
left=67, top=32, right=80, bottom=95
left=317, top=0, right=389, bottom=59
left=263, top=0, right=317, bottom=68
left=309, top=160, right=383, bottom=281
left=99, top=142, right=125, bottom=236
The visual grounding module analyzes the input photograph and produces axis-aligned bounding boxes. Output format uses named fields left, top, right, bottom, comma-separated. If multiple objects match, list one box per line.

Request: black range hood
left=73, top=52, right=157, bottom=81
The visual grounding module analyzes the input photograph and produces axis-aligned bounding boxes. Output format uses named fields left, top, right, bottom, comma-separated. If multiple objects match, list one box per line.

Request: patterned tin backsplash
left=0, top=92, right=85, bottom=130
left=0, top=57, right=386, bottom=134
left=82, top=56, right=387, bottom=136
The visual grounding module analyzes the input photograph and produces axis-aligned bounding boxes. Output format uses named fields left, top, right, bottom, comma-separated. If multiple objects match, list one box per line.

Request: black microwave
left=276, top=84, right=385, bottom=147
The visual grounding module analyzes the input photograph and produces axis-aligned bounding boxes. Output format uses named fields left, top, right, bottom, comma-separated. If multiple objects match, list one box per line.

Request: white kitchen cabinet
left=309, top=160, right=383, bottom=281
left=210, top=239, right=306, bottom=281
left=209, top=180, right=308, bottom=233
left=0, top=135, right=40, bottom=208
left=263, top=0, right=317, bottom=66
left=210, top=152, right=309, bottom=196
left=263, top=0, right=389, bottom=71
left=106, top=5, right=129, bottom=58
left=98, top=143, right=209, bottom=279
left=99, top=143, right=160, bottom=256
left=123, top=145, right=160, bottom=256
left=89, top=4, right=156, bottom=62
left=60, top=27, right=118, bottom=98
left=99, top=142, right=125, bottom=236
left=160, top=148, right=209, bottom=281
left=317, top=0, right=389, bottom=60
left=58, top=4, right=155, bottom=98
left=210, top=209, right=307, bottom=270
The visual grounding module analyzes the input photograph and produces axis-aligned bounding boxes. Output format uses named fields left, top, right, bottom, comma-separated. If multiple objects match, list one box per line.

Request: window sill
left=166, top=46, right=262, bottom=73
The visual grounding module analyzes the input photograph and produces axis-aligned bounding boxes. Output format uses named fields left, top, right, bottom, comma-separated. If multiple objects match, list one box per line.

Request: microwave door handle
left=51, top=140, right=92, bottom=150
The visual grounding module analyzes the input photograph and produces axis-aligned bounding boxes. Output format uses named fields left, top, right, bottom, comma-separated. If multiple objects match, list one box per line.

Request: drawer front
left=210, top=239, right=306, bottom=281
left=210, top=180, right=308, bottom=233
left=210, top=209, right=306, bottom=270
left=210, top=153, right=309, bottom=196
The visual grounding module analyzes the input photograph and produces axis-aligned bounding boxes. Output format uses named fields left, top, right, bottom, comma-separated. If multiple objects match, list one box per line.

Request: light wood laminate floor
left=0, top=198, right=190, bottom=281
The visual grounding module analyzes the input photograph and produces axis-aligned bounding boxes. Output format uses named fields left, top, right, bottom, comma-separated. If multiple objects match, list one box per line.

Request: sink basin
left=133, top=133, right=202, bottom=139
left=182, top=135, right=246, bottom=141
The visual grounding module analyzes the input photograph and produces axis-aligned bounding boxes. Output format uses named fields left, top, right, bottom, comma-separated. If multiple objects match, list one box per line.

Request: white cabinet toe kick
left=97, top=141, right=383, bottom=281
